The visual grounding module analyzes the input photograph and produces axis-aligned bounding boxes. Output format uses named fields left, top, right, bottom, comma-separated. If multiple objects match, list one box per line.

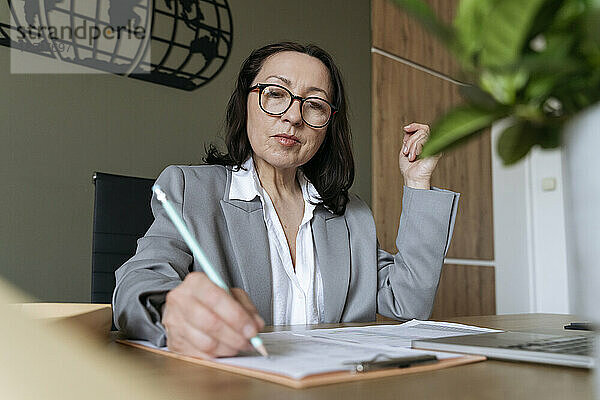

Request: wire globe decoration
left=0, top=0, right=233, bottom=90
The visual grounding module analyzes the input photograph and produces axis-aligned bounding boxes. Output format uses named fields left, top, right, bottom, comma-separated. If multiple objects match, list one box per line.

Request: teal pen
left=152, top=184, right=268, bottom=358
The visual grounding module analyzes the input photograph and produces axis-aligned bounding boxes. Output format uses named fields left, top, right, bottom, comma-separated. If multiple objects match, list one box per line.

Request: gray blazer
left=113, top=165, right=459, bottom=347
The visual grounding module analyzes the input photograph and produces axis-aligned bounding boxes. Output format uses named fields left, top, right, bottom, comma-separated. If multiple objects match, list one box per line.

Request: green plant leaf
left=479, top=68, right=530, bottom=105
left=524, top=74, right=562, bottom=102
left=520, top=53, right=585, bottom=77
left=551, top=0, right=589, bottom=30
left=452, top=0, right=497, bottom=69
left=479, top=0, right=549, bottom=68
left=497, top=122, right=538, bottom=164
left=528, top=0, right=568, bottom=36
left=586, top=0, right=600, bottom=7
left=581, top=9, right=600, bottom=62
left=394, top=0, right=598, bottom=163
left=422, top=106, right=506, bottom=157
left=553, top=71, right=600, bottom=113
left=459, top=85, right=500, bottom=110
left=389, top=0, right=453, bottom=44
left=538, top=124, right=563, bottom=148
left=534, top=33, right=575, bottom=60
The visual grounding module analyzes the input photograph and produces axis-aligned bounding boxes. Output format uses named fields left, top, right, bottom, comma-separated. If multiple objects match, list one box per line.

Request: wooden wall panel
left=372, top=0, right=496, bottom=318
left=372, top=0, right=461, bottom=79
left=430, top=264, right=496, bottom=318
left=372, top=53, right=494, bottom=260
left=432, top=131, right=494, bottom=260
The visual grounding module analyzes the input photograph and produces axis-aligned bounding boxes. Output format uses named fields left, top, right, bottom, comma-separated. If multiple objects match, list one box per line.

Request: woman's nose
left=281, top=98, right=303, bottom=126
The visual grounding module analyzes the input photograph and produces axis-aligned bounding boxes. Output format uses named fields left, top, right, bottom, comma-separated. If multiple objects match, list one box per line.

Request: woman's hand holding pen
left=162, top=271, right=265, bottom=358
left=398, top=123, right=442, bottom=189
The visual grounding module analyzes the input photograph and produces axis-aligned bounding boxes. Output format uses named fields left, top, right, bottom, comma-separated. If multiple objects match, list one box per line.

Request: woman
left=113, top=42, right=459, bottom=359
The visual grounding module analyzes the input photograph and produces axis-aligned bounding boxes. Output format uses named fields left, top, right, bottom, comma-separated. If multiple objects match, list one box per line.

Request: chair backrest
left=91, top=172, right=155, bottom=304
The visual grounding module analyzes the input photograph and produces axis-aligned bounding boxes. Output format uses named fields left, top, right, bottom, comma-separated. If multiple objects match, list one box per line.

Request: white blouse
left=228, top=157, right=324, bottom=325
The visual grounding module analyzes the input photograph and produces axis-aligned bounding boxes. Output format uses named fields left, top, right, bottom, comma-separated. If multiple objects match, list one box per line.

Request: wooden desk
left=110, top=314, right=593, bottom=399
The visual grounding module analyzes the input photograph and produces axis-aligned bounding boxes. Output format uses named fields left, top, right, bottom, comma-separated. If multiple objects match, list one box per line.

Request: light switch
left=541, top=177, right=556, bottom=191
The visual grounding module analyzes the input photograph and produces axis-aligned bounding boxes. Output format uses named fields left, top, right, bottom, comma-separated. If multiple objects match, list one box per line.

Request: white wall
left=528, top=147, right=570, bottom=313
left=492, top=121, right=570, bottom=314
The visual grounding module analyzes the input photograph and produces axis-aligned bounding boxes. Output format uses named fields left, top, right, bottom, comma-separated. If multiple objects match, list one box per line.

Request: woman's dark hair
left=204, top=41, right=354, bottom=215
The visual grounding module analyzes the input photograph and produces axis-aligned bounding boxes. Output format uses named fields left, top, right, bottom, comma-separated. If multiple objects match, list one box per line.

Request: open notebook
left=121, top=320, right=498, bottom=388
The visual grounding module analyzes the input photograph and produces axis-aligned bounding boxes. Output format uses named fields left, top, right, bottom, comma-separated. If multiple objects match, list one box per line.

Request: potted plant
left=391, top=0, right=600, bottom=387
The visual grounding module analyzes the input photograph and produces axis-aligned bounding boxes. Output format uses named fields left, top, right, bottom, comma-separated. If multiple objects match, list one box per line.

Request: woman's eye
left=307, top=101, right=324, bottom=110
left=265, top=90, right=284, bottom=98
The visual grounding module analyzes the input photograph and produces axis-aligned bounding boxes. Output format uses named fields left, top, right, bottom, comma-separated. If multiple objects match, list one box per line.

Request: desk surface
left=110, top=314, right=593, bottom=400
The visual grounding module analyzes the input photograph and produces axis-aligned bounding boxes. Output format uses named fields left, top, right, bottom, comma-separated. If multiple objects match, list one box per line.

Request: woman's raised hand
left=162, top=271, right=265, bottom=358
left=398, top=122, right=442, bottom=189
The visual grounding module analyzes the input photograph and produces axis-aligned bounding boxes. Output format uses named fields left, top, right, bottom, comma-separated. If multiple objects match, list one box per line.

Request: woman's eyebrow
left=265, top=74, right=291, bottom=85
left=265, top=75, right=329, bottom=98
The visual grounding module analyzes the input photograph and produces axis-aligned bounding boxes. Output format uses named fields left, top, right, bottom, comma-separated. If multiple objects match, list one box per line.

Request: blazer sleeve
left=376, top=186, right=460, bottom=320
left=112, top=165, right=192, bottom=347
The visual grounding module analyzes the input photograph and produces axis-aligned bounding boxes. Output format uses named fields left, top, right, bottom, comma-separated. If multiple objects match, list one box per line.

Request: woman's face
left=247, top=51, right=332, bottom=171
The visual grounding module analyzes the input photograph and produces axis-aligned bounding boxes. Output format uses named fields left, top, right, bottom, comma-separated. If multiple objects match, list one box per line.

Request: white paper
left=127, top=320, right=501, bottom=379
left=296, top=319, right=501, bottom=351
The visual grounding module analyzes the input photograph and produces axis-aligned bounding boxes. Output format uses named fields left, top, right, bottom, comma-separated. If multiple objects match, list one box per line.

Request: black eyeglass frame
left=249, top=83, right=337, bottom=128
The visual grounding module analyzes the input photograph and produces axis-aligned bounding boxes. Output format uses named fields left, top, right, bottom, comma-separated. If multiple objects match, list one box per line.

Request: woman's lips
left=273, top=134, right=300, bottom=147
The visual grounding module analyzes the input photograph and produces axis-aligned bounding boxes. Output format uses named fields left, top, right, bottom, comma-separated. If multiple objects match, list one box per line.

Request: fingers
left=167, top=318, right=240, bottom=358
left=231, top=288, right=265, bottom=330
left=403, top=122, right=429, bottom=133
left=402, top=123, right=430, bottom=162
left=162, top=272, right=261, bottom=358
left=184, top=299, right=254, bottom=352
left=196, top=280, right=260, bottom=340
left=414, top=141, right=424, bottom=159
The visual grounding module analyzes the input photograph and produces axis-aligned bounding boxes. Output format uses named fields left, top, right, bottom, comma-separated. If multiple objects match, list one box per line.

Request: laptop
left=412, top=331, right=596, bottom=368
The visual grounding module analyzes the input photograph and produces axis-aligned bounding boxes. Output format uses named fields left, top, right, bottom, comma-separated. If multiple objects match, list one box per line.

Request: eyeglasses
left=249, top=83, right=337, bottom=128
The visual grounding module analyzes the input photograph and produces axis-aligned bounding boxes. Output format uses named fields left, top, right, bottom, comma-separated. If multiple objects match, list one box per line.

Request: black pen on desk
left=347, top=354, right=438, bottom=373
left=153, top=184, right=269, bottom=358
left=564, top=322, right=596, bottom=331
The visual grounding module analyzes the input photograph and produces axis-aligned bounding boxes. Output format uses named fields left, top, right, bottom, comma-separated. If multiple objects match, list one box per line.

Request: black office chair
left=91, top=172, right=155, bottom=305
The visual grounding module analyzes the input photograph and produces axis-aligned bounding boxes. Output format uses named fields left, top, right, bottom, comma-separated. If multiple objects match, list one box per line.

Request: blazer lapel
left=312, top=206, right=350, bottom=323
left=220, top=198, right=273, bottom=325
